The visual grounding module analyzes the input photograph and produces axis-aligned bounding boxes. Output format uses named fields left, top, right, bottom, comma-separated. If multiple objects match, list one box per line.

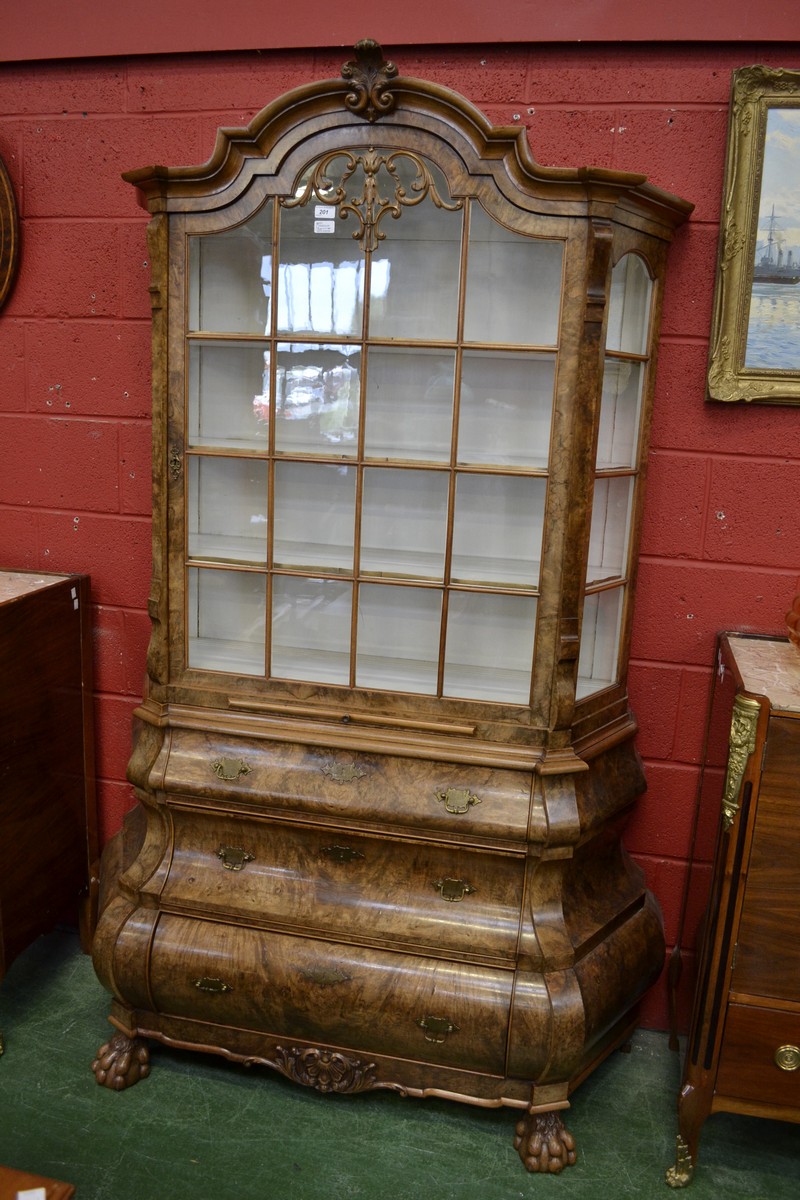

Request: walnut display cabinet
left=91, top=43, right=691, bottom=1171
left=667, top=634, right=800, bottom=1187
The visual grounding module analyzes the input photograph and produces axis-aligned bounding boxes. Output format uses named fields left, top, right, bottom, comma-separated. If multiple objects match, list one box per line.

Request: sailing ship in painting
left=753, top=205, right=800, bottom=284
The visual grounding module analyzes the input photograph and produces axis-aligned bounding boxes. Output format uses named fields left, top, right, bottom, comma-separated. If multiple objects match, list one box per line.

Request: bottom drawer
left=137, top=913, right=514, bottom=1075
left=716, top=1003, right=800, bottom=1109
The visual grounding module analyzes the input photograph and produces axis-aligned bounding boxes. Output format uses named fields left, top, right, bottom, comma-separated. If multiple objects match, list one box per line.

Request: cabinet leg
left=92, top=1031, right=151, bottom=1091
left=514, top=1109, right=577, bottom=1173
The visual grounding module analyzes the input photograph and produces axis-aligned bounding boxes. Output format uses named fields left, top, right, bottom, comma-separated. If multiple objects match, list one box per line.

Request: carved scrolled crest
left=341, top=38, right=399, bottom=122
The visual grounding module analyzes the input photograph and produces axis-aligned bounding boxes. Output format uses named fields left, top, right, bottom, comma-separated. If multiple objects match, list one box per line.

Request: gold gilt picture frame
left=0, top=153, right=20, bottom=311
left=708, top=65, right=800, bottom=404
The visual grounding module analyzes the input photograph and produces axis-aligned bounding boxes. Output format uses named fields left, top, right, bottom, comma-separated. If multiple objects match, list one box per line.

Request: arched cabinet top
left=124, top=40, right=692, bottom=238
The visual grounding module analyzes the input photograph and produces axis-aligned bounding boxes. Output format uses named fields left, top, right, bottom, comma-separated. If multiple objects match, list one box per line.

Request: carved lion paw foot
left=514, top=1110, right=577, bottom=1174
left=92, top=1032, right=150, bottom=1091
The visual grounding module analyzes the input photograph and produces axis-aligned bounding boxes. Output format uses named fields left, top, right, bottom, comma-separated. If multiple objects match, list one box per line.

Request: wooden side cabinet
left=0, top=571, right=98, bottom=1002
left=667, top=633, right=800, bottom=1187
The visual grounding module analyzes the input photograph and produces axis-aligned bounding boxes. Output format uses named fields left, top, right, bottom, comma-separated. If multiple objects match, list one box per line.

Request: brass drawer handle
left=212, top=756, right=251, bottom=782
left=217, top=845, right=255, bottom=871
left=417, top=1015, right=460, bottom=1044
left=434, top=877, right=476, bottom=903
left=194, top=977, right=232, bottom=994
left=774, top=1044, right=800, bottom=1071
left=436, top=787, right=481, bottom=815
left=321, top=844, right=365, bottom=864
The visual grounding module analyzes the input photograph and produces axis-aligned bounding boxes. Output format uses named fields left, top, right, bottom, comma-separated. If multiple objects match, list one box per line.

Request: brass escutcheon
left=774, top=1044, right=800, bottom=1071
left=217, top=845, right=254, bottom=871
left=436, top=787, right=481, bottom=815
left=322, top=761, right=368, bottom=784
left=212, top=756, right=251, bottom=782
left=417, top=1015, right=460, bottom=1044
left=321, top=844, right=365, bottom=864
left=434, top=877, right=476, bottom=903
left=194, top=977, right=232, bottom=994
left=299, top=966, right=352, bottom=988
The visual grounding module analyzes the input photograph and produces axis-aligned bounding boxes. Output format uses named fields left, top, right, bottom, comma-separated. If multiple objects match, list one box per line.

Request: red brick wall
left=2, top=43, right=799, bottom=1030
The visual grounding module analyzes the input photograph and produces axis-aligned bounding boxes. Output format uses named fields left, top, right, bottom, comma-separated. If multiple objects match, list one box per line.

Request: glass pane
left=274, top=343, right=361, bottom=456
left=273, top=463, right=355, bottom=573
left=577, top=587, right=624, bottom=699
left=606, top=254, right=653, bottom=355
left=464, top=205, right=563, bottom=346
left=364, top=347, right=454, bottom=462
left=452, top=474, right=545, bottom=588
left=356, top=584, right=441, bottom=694
left=271, top=576, right=352, bottom=684
left=188, top=203, right=272, bottom=334
left=457, top=351, right=555, bottom=468
left=443, top=592, right=536, bottom=703
left=188, top=342, right=270, bottom=450
left=587, top=477, right=634, bottom=585
left=361, top=468, right=448, bottom=581
left=595, top=359, right=645, bottom=470
left=367, top=158, right=461, bottom=342
left=278, top=199, right=365, bottom=337
left=187, top=567, right=266, bottom=675
left=187, top=457, right=268, bottom=564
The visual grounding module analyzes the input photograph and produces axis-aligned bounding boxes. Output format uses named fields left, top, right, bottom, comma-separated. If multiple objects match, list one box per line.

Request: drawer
left=159, top=808, right=524, bottom=962
left=716, top=1003, right=800, bottom=1110
left=156, top=729, right=533, bottom=846
left=137, top=913, right=514, bottom=1075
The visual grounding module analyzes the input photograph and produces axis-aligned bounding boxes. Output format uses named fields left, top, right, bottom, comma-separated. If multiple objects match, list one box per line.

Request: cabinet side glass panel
left=576, top=588, right=624, bottom=699
left=188, top=204, right=273, bottom=334
left=187, top=567, right=266, bottom=674
left=464, top=206, right=563, bottom=346
left=586, top=476, right=634, bottom=585
left=187, top=457, right=268, bottom=564
left=605, top=254, right=653, bottom=355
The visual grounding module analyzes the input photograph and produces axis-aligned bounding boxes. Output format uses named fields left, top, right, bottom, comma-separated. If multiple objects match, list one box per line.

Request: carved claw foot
left=514, top=1109, right=577, bottom=1173
left=92, top=1031, right=151, bottom=1091
left=665, top=1135, right=695, bottom=1188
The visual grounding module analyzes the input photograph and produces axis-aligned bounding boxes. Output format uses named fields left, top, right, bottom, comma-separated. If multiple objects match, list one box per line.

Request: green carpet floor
left=0, top=928, right=796, bottom=1199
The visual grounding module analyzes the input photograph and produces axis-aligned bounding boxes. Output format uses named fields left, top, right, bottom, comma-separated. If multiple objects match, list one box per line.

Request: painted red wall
left=2, top=42, right=799, bottom=1031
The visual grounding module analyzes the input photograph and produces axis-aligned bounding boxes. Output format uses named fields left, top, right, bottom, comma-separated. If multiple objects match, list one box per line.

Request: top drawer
left=154, top=729, right=533, bottom=846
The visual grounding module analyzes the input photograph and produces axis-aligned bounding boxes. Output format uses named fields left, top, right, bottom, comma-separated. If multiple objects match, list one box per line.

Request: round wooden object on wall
left=0, top=154, right=20, bottom=311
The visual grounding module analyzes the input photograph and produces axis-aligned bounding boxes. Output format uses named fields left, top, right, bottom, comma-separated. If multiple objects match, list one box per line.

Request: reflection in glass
left=274, top=343, right=361, bottom=456
left=587, top=477, right=633, bottom=584
left=577, top=587, right=624, bottom=698
left=271, top=576, right=352, bottom=684
left=187, top=567, right=266, bottom=675
left=361, top=468, right=448, bottom=580
left=273, top=463, right=356, bottom=572
left=187, top=458, right=268, bottom=564
left=464, top=205, right=563, bottom=346
left=364, top=347, right=454, bottom=461
left=356, top=584, right=441, bottom=693
left=595, top=359, right=644, bottom=470
left=606, top=254, right=653, bottom=355
left=444, top=592, right=536, bottom=703
left=188, top=203, right=273, bottom=334
left=451, top=474, right=545, bottom=587
left=278, top=198, right=365, bottom=337
left=458, top=351, right=555, bottom=467
left=188, top=342, right=270, bottom=450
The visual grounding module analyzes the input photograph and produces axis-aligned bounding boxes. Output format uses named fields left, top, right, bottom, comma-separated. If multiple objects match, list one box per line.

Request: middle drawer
left=157, top=806, right=525, bottom=963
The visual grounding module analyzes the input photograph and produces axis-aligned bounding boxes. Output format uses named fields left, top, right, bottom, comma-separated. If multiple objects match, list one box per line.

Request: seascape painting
left=745, top=107, right=800, bottom=370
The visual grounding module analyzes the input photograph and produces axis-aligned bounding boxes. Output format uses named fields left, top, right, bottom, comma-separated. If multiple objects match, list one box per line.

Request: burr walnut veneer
left=91, top=43, right=691, bottom=1172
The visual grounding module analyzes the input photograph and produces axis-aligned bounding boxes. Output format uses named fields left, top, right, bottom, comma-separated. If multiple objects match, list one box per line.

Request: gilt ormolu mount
left=91, top=41, right=691, bottom=1172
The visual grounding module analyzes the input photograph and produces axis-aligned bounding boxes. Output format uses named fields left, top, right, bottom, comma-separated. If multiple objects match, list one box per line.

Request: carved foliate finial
left=341, top=39, right=398, bottom=123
